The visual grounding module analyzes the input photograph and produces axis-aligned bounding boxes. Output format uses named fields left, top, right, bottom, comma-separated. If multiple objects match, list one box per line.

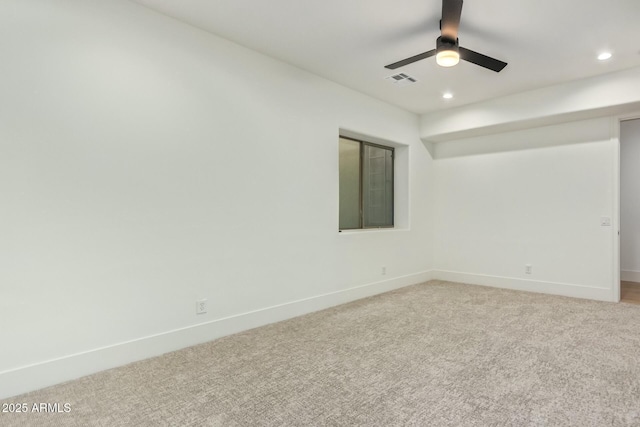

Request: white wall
left=0, top=0, right=434, bottom=398
left=621, top=119, right=640, bottom=282
left=431, top=118, right=617, bottom=301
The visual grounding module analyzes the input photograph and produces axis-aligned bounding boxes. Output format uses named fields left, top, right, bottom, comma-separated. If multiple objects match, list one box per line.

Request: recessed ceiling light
left=598, top=52, right=612, bottom=61
left=443, top=92, right=453, bottom=99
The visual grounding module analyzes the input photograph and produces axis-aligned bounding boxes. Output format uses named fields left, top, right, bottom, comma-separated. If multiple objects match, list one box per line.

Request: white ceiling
left=134, top=0, right=640, bottom=114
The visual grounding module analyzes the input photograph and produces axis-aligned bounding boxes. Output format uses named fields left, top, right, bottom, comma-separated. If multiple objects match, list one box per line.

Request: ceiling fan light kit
left=435, top=36, right=460, bottom=67
left=385, top=0, right=507, bottom=73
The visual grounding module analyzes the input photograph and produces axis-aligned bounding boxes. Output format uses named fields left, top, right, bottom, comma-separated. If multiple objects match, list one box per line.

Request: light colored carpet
left=2, top=280, right=640, bottom=426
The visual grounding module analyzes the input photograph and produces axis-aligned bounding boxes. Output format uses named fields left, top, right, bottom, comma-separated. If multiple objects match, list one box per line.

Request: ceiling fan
left=384, top=0, right=507, bottom=72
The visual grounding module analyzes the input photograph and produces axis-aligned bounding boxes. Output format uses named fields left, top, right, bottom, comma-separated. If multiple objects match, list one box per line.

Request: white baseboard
left=621, top=270, right=640, bottom=283
left=431, top=270, right=614, bottom=302
left=0, top=270, right=434, bottom=400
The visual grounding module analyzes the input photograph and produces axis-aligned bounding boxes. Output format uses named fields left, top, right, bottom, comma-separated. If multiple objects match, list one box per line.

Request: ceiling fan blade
left=459, top=46, right=507, bottom=72
left=384, top=49, right=436, bottom=70
left=441, top=0, right=463, bottom=40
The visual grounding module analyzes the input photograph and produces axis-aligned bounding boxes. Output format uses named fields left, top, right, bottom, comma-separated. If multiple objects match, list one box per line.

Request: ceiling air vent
left=385, top=72, right=418, bottom=87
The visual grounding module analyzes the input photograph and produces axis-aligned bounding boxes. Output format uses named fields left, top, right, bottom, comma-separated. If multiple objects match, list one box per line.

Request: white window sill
left=338, top=228, right=409, bottom=234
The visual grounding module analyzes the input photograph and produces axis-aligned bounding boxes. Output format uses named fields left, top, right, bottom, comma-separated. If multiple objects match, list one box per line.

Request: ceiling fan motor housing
left=436, top=36, right=459, bottom=54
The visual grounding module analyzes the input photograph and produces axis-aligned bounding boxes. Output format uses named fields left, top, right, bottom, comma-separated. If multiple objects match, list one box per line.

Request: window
left=339, top=136, right=394, bottom=230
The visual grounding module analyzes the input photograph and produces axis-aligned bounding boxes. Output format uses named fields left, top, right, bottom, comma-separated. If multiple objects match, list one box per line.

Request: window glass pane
left=363, top=144, right=393, bottom=227
left=339, top=138, right=361, bottom=229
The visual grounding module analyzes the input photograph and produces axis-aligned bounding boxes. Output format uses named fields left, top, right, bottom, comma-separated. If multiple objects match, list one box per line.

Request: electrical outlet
left=196, top=299, right=207, bottom=315
left=525, top=264, right=532, bottom=275
left=382, top=266, right=387, bottom=275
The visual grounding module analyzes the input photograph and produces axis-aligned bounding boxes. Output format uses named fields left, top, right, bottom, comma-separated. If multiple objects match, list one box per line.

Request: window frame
left=339, top=136, right=394, bottom=231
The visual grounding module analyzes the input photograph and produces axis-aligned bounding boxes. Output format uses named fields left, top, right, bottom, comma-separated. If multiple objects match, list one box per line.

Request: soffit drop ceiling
left=134, top=0, right=640, bottom=114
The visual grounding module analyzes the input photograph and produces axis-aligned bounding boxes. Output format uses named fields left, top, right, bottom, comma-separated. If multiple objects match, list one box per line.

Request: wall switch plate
left=196, top=299, right=207, bottom=315
left=600, top=217, right=611, bottom=226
